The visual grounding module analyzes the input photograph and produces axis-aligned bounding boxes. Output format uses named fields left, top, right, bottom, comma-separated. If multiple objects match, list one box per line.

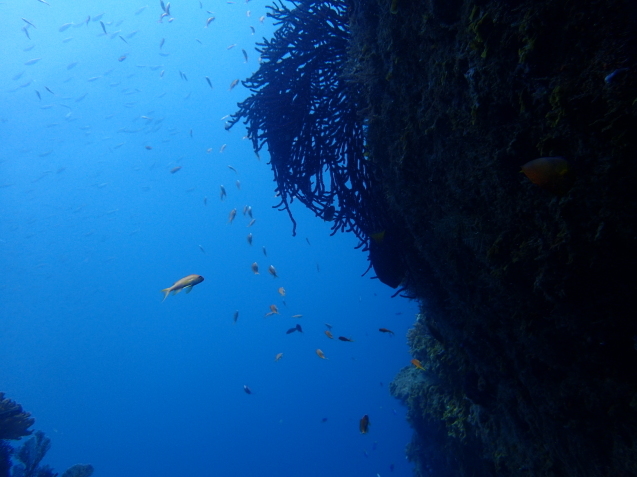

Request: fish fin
left=161, top=288, right=171, bottom=302
left=185, top=285, right=193, bottom=294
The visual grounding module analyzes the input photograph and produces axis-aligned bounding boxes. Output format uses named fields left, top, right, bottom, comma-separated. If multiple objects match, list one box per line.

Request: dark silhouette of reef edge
left=348, top=0, right=637, bottom=475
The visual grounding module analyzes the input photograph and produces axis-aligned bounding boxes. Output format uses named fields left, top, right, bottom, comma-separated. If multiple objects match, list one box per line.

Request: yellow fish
left=161, top=274, right=204, bottom=301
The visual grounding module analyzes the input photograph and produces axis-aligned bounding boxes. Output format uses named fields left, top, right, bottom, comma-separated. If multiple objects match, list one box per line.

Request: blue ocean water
left=0, top=1, right=417, bottom=476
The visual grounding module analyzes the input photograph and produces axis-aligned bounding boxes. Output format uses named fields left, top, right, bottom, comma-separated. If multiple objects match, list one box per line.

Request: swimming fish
left=243, top=385, right=252, bottom=394
left=316, top=349, right=328, bottom=360
left=338, top=336, right=354, bottom=342
left=228, top=208, right=237, bottom=224
left=233, top=310, right=239, bottom=323
left=268, top=265, right=278, bottom=278
left=227, top=165, right=238, bottom=173
left=159, top=38, right=165, bottom=49
left=265, top=304, right=279, bottom=317
left=220, top=143, right=226, bottom=153
left=99, top=20, right=107, bottom=34
left=262, top=246, right=267, bottom=256
left=206, top=17, right=215, bottom=27
left=220, top=185, right=227, bottom=200
left=247, top=219, right=256, bottom=227
left=170, top=166, right=181, bottom=174
left=379, top=328, right=395, bottom=335
left=251, top=262, right=259, bottom=274
left=278, top=287, right=285, bottom=296
left=521, top=156, right=574, bottom=195
left=161, top=274, right=204, bottom=301
left=242, top=49, right=248, bottom=62
left=325, top=330, right=334, bottom=339
left=227, top=43, right=237, bottom=50
left=236, top=180, right=241, bottom=189
left=203, top=197, right=208, bottom=206
left=285, top=327, right=297, bottom=334
left=325, top=323, right=333, bottom=330
left=229, top=79, right=239, bottom=90
left=359, top=414, right=370, bottom=434
left=291, top=314, right=303, bottom=318
left=247, top=233, right=253, bottom=245
left=205, top=76, right=213, bottom=88
left=274, top=353, right=283, bottom=362
left=198, top=244, right=205, bottom=253
left=22, top=18, right=36, bottom=28
left=411, top=359, right=425, bottom=370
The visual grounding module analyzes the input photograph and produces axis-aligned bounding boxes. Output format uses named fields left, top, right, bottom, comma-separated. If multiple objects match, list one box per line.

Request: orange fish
left=274, top=353, right=283, bottom=362
left=265, top=304, right=279, bottom=317
left=324, top=330, right=333, bottom=339
left=251, top=262, right=259, bottom=274
left=521, top=156, right=574, bottom=195
left=359, top=414, right=370, bottom=434
left=411, top=358, right=425, bottom=370
left=379, top=328, right=395, bottom=335
left=268, top=265, right=278, bottom=278
left=316, top=349, right=327, bottom=359
left=338, top=336, right=354, bottom=342
left=278, top=287, right=286, bottom=296
left=160, top=274, right=204, bottom=301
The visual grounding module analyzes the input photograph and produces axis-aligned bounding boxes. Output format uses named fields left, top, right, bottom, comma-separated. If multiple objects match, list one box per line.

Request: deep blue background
left=0, top=1, right=417, bottom=475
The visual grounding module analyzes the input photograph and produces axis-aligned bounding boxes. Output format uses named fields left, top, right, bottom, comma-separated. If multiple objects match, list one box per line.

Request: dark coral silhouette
left=0, top=394, right=34, bottom=441
left=230, top=0, right=387, bottom=244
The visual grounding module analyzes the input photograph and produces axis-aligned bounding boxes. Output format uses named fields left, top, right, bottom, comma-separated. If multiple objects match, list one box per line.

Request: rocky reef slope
left=347, top=0, right=637, bottom=475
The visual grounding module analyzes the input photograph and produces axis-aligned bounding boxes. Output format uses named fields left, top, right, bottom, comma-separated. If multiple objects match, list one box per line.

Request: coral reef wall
left=347, top=0, right=637, bottom=475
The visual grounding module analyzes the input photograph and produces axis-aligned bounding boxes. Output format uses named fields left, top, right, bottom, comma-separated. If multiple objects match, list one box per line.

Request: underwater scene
left=4, top=0, right=637, bottom=476
left=0, top=1, right=420, bottom=476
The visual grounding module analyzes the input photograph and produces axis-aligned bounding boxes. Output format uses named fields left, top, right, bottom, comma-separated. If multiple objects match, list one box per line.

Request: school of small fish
left=9, top=0, right=410, bottom=470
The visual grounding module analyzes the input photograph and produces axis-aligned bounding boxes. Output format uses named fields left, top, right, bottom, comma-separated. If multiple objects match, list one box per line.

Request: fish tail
left=161, top=288, right=171, bottom=302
